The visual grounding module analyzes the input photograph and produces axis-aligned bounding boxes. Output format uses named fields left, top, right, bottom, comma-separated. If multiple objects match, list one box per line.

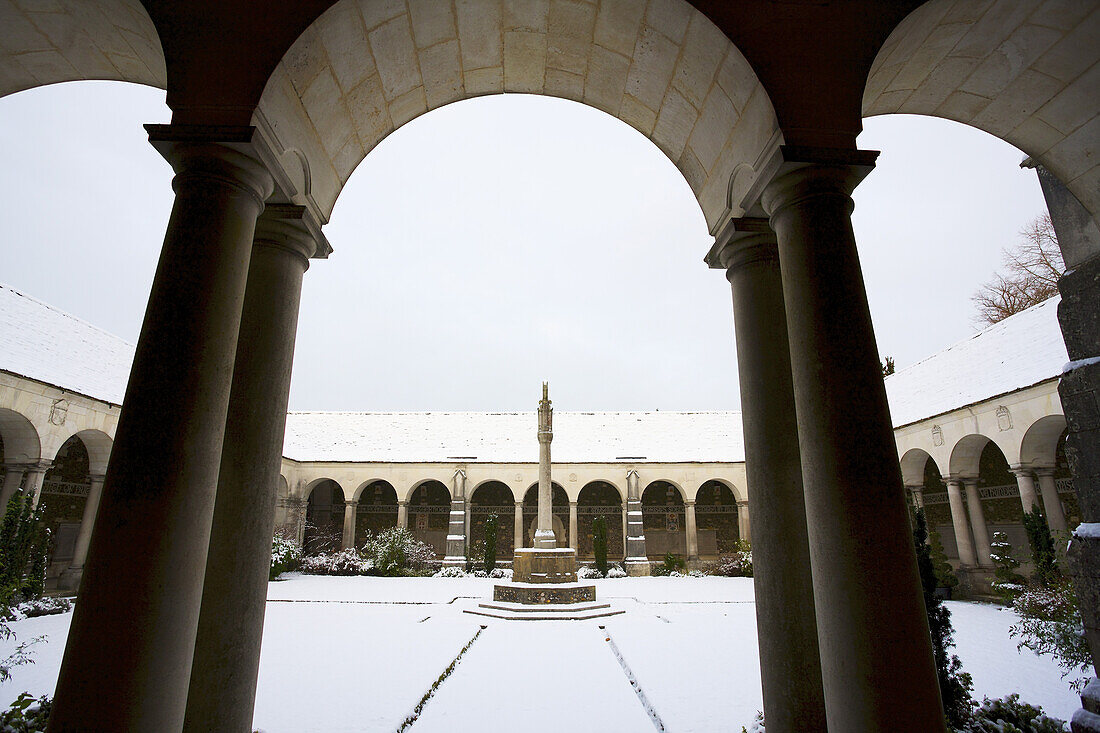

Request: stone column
left=514, top=501, right=523, bottom=549
left=49, top=125, right=274, bottom=733
left=1035, top=468, right=1068, bottom=534
left=342, top=501, right=358, bottom=550
left=0, top=465, right=24, bottom=516
left=443, top=470, right=467, bottom=567
left=1012, top=466, right=1042, bottom=515
left=684, top=501, right=699, bottom=562
left=737, top=501, right=750, bottom=542
left=761, top=147, right=945, bottom=731
left=945, top=478, right=977, bottom=566
left=535, top=384, right=555, bottom=549
left=397, top=501, right=409, bottom=529
left=184, top=205, right=320, bottom=733
left=623, top=469, right=649, bottom=575
left=621, top=505, right=628, bottom=558
left=568, top=501, right=578, bottom=550
left=963, top=478, right=991, bottom=566
left=706, top=220, right=824, bottom=732
left=58, top=473, right=107, bottom=591
left=909, top=486, right=925, bottom=512
left=25, top=462, right=50, bottom=508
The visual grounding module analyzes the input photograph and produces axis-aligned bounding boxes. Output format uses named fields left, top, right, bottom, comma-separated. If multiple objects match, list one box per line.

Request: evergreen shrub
left=989, top=531, right=1026, bottom=604
left=592, top=516, right=608, bottom=576
left=482, top=514, right=498, bottom=573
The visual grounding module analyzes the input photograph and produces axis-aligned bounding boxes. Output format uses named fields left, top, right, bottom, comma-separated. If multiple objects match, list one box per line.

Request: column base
left=442, top=555, right=467, bottom=568
left=623, top=558, right=651, bottom=577
left=533, top=529, right=557, bottom=549
left=57, top=566, right=83, bottom=592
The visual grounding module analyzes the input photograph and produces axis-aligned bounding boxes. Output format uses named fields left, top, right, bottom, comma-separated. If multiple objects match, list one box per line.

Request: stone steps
left=464, top=600, right=624, bottom=621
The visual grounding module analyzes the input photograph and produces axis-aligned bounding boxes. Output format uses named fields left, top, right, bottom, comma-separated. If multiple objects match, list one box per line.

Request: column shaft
left=0, top=466, right=24, bottom=516
left=1036, top=470, right=1068, bottom=534
left=398, top=501, right=409, bottom=529
left=684, top=502, right=698, bottom=561
left=717, top=226, right=824, bottom=732
left=342, top=501, right=358, bottom=550
left=946, top=479, right=977, bottom=566
left=184, top=216, right=314, bottom=732
left=25, top=464, right=49, bottom=508
left=569, top=502, right=578, bottom=550
left=963, top=480, right=991, bottom=566
left=1014, top=469, right=1042, bottom=515
left=59, top=474, right=107, bottom=591
left=763, top=154, right=945, bottom=731
left=514, top=502, right=523, bottom=549
left=49, top=130, right=273, bottom=732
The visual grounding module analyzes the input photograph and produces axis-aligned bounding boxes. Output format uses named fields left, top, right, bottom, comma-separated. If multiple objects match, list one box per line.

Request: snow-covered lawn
left=0, top=575, right=1082, bottom=731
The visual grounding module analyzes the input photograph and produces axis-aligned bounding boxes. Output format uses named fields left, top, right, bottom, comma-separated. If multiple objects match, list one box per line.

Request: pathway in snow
left=408, top=620, right=658, bottom=732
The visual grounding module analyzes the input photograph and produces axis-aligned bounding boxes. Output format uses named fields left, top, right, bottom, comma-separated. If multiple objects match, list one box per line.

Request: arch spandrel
left=864, top=0, right=1100, bottom=225
left=0, top=0, right=166, bottom=100
left=254, top=0, right=780, bottom=231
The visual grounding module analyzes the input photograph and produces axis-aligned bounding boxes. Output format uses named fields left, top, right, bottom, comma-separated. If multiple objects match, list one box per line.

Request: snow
left=885, top=297, right=1067, bottom=427
left=282, top=410, right=747, bottom=463
left=1074, top=523, right=1100, bottom=539
left=0, top=283, right=133, bottom=405
left=0, top=577, right=1083, bottom=730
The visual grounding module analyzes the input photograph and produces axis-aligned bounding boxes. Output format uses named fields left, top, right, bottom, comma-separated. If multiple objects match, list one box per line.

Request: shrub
left=929, top=529, right=959, bottom=591
left=964, top=694, right=1065, bottom=732
left=488, top=568, right=511, bottom=579
left=576, top=565, right=600, bottom=580
left=364, top=527, right=437, bottom=576
left=270, top=531, right=302, bottom=581
left=17, top=597, right=70, bottom=618
left=592, top=516, right=609, bottom=577
left=1022, top=509, right=1059, bottom=588
left=606, top=565, right=626, bottom=579
left=299, top=548, right=373, bottom=576
left=710, top=540, right=753, bottom=577
left=740, top=710, right=764, bottom=733
left=913, top=508, right=973, bottom=728
left=651, top=552, right=685, bottom=577
left=434, top=566, right=466, bottom=578
left=1010, top=576, right=1091, bottom=692
left=990, top=531, right=1026, bottom=604
left=0, top=692, right=51, bottom=731
left=0, top=490, right=50, bottom=603
left=482, top=514, right=498, bottom=573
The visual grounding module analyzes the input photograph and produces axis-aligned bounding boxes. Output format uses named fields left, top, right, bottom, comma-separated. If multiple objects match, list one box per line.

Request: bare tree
left=973, top=213, right=1064, bottom=326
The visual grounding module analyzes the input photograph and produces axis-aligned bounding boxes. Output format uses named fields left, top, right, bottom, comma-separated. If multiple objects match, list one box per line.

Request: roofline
left=890, top=376, right=1061, bottom=431
left=0, top=368, right=122, bottom=411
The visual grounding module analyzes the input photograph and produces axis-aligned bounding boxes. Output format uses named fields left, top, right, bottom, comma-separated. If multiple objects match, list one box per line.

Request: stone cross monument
left=534, top=381, right=556, bottom=549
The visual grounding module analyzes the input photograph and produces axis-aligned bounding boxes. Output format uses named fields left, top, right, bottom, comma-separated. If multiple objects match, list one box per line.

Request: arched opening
left=469, top=481, right=516, bottom=563
left=695, top=480, right=739, bottom=558
left=41, top=435, right=92, bottom=577
left=354, top=480, right=398, bottom=545
left=577, top=481, right=623, bottom=561
left=522, top=483, right=567, bottom=548
left=408, top=480, right=450, bottom=557
left=0, top=407, right=41, bottom=469
left=304, top=479, right=345, bottom=554
left=641, top=480, right=685, bottom=560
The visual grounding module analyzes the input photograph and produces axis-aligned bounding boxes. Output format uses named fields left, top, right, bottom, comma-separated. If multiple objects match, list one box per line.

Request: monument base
left=493, top=581, right=595, bottom=604
left=468, top=597, right=623, bottom=621
left=512, top=547, right=578, bottom=584
left=623, top=557, right=651, bottom=577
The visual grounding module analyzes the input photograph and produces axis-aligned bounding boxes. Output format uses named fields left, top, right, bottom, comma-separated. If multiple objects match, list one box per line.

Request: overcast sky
left=0, top=81, right=1048, bottom=413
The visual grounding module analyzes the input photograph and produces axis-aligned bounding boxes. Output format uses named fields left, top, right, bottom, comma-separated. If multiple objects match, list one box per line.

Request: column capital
left=255, top=204, right=331, bottom=264
left=757, top=145, right=879, bottom=219
left=704, top=217, right=777, bottom=274
left=1033, top=465, right=1057, bottom=478
left=685, top=500, right=696, bottom=507
left=344, top=500, right=357, bottom=508
left=569, top=501, right=577, bottom=507
left=398, top=500, right=408, bottom=507
left=88, top=473, right=107, bottom=483
left=27, top=459, right=53, bottom=473
left=145, top=124, right=275, bottom=208
left=1010, top=464, right=1035, bottom=478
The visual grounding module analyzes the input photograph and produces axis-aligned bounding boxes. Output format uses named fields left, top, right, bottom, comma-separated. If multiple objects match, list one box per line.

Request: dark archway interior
left=696, top=481, right=740, bottom=556
left=41, top=436, right=90, bottom=571
left=304, top=480, right=343, bottom=554
left=469, top=481, right=515, bottom=562
left=577, top=482, right=623, bottom=560
left=355, top=481, right=397, bottom=546
left=408, top=481, right=449, bottom=556
left=642, top=481, right=685, bottom=560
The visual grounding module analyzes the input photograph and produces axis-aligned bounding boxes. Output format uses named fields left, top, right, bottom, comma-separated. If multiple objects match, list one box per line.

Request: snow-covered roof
left=885, top=296, right=1067, bottom=427
left=0, top=283, right=134, bottom=405
left=282, top=411, right=746, bottom=463
left=0, top=282, right=1069, bottom=461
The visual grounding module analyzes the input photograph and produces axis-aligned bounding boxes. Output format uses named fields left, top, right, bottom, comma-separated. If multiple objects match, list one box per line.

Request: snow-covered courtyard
left=0, top=575, right=1081, bottom=731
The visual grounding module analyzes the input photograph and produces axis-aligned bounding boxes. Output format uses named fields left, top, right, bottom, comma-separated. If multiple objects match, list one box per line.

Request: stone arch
left=407, top=479, right=450, bottom=555
left=641, top=479, right=685, bottom=559
left=0, top=1, right=166, bottom=100
left=1020, top=414, right=1068, bottom=467
left=864, top=0, right=1100, bottom=226
left=522, top=482, right=568, bottom=547
left=470, top=478, right=519, bottom=504
left=694, top=479, right=740, bottom=556
left=577, top=480, right=623, bottom=560
left=58, top=429, right=114, bottom=476
left=254, top=0, right=781, bottom=232
left=0, top=408, right=41, bottom=465
left=469, top=480, right=516, bottom=560
left=900, top=447, right=935, bottom=487
left=40, top=431, right=111, bottom=574
left=354, top=480, right=398, bottom=545
left=949, top=433, right=993, bottom=478
left=691, top=476, right=742, bottom=503
left=303, top=478, right=345, bottom=554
